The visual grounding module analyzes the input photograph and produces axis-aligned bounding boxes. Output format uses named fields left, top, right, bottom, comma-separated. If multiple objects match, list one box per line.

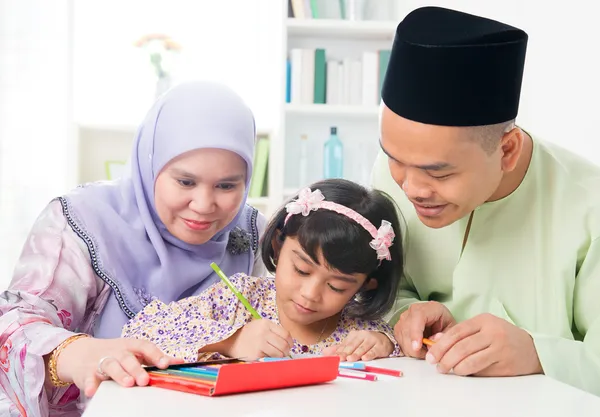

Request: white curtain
left=0, top=0, right=74, bottom=287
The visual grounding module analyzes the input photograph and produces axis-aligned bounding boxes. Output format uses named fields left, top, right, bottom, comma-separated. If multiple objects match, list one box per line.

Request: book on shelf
left=286, top=59, right=292, bottom=103
left=288, top=48, right=390, bottom=106
left=289, top=0, right=367, bottom=20
left=248, top=136, right=269, bottom=199
left=289, top=0, right=320, bottom=19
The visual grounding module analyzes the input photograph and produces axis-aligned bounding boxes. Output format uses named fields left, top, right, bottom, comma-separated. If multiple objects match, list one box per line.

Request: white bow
left=285, top=188, right=325, bottom=217
left=369, top=220, right=395, bottom=261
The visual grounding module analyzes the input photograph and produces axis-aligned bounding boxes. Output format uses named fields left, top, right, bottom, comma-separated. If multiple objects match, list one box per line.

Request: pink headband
left=284, top=188, right=395, bottom=262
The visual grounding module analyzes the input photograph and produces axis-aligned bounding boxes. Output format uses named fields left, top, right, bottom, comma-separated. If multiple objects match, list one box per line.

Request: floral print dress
left=122, top=273, right=403, bottom=361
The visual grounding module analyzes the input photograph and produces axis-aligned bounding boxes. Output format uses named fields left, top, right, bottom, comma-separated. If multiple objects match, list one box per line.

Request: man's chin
left=416, top=211, right=462, bottom=229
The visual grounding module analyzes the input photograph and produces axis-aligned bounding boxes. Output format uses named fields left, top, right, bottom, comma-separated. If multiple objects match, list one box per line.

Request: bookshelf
left=277, top=2, right=397, bottom=208
left=286, top=18, right=397, bottom=40
left=285, top=103, right=379, bottom=117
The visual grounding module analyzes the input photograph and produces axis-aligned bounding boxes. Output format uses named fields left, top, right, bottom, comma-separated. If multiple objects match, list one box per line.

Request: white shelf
left=286, top=18, right=396, bottom=41
left=285, top=104, right=379, bottom=117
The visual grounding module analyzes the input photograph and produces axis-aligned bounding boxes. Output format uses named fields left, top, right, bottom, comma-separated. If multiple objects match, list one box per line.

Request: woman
left=0, top=81, right=266, bottom=416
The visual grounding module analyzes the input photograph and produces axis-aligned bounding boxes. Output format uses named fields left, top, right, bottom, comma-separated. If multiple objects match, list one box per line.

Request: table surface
left=83, top=357, right=600, bottom=417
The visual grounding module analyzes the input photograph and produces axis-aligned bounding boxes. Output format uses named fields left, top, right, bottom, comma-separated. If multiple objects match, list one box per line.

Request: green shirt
left=371, top=136, right=600, bottom=396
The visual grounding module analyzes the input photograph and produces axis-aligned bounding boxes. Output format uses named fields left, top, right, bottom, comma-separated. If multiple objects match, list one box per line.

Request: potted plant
left=134, top=33, right=181, bottom=98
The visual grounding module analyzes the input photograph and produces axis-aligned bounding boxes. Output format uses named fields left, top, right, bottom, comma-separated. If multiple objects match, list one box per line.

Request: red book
left=147, top=356, right=340, bottom=397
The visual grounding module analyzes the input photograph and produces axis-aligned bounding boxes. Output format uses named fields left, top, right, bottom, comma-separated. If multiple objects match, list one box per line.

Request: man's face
left=380, top=106, right=505, bottom=228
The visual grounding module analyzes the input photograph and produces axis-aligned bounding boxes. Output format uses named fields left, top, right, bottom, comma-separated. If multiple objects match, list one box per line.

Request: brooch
left=227, top=227, right=251, bottom=255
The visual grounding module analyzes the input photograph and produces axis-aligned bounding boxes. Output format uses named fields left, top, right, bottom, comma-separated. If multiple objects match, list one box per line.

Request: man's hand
left=426, top=313, right=543, bottom=376
left=394, top=301, right=456, bottom=358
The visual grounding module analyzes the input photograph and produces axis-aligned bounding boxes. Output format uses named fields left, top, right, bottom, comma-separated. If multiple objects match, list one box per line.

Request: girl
left=122, top=179, right=405, bottom=362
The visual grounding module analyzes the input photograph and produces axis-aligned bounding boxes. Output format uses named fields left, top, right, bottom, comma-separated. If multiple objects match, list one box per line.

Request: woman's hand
left=322, top=330, right=394, bottom=362
left=55, top=337, right=184, bottom=397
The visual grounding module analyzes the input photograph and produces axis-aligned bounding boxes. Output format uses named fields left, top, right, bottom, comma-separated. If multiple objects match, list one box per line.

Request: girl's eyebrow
left=292, top=249, right=315, bottom=266
left=330, top=274, right=358, bottom=284
left=292, top=249, right=358, bottom=283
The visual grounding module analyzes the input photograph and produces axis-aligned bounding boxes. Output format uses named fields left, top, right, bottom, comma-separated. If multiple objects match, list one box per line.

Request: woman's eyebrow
left=170, top=169, right=244, bottom=182
left=218, top=175, right=245, bottom=182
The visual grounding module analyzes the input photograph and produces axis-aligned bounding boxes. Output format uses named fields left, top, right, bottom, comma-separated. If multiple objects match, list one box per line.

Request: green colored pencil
left=210, top=262, right=261, bottom=320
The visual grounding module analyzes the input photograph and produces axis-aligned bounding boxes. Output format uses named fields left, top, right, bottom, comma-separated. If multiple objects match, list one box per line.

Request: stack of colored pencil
left=148, top=364, right=223, bottom=395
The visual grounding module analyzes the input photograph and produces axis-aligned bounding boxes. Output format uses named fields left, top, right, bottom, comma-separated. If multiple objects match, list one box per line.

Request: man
left=371, top=6, right=600, bottom=395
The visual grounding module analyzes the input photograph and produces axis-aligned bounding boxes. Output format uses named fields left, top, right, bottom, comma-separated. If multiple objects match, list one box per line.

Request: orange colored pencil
left=422, top=338, right=435, bottom=347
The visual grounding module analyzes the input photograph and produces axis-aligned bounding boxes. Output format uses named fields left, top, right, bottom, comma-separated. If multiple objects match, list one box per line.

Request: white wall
left=394, top=0, right=600, bottom=164
left=73, top=0, right=282, bottom=131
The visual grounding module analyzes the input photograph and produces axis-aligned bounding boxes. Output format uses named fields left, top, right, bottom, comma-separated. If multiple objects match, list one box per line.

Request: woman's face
left=154, top=148, right=247, bottom=245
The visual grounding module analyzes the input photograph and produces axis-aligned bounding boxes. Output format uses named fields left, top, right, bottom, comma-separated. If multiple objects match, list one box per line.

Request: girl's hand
left=322, top=330, right=394, bottom=362
left=222, top=319, right=294, bottom=359
left=56, top=337, right=184, bottom=397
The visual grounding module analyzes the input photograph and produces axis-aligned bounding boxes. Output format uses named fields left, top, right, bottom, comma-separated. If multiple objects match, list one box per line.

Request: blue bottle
left=323, top=126, right=343, bottom=179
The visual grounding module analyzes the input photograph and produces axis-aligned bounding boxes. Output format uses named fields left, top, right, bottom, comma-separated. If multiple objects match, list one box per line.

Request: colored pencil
left=148, top=372, right=214, bottom=396
left=144, top=358, right=240, bottom=372
left=172, top=368, right=219, bottom=379
left=210, top=262, right=261, bottom=319
left=338, top=369, right=377, bottom=381
left=422, top=338, right=435, bottom=347
left=339, top=362, right=366, bottom=370
left=157, top=367, right=219, bottom=377
left=149, top=370, right=217, bottom=386
left=362, top=365, right=403, bottom=377
left=211, top=263, right=294, bottom=359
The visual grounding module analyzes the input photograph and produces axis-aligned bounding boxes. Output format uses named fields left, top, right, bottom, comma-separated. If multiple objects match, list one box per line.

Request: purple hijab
left=58, top=81, right=259, bottom=338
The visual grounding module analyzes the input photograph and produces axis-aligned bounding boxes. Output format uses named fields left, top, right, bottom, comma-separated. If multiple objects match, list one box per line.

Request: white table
left=83, top=357, right=600, bottom=417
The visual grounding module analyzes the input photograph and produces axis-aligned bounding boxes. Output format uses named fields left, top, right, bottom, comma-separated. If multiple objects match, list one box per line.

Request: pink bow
left=285, top=188, right=325, bottom=217
left=369, top=220, right=395, bottom=261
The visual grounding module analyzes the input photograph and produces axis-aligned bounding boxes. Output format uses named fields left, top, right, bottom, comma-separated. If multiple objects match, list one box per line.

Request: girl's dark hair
left=261, top=179, right=403, bottom=320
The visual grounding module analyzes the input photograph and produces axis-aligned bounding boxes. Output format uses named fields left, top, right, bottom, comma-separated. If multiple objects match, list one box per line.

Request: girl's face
left=274, top=237, right=372, bottom=327
left=154, top=148, right=246, bottom=245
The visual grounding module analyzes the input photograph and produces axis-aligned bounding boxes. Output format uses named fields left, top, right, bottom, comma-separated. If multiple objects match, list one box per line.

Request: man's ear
left=499, top=126, right=524, bottom=173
